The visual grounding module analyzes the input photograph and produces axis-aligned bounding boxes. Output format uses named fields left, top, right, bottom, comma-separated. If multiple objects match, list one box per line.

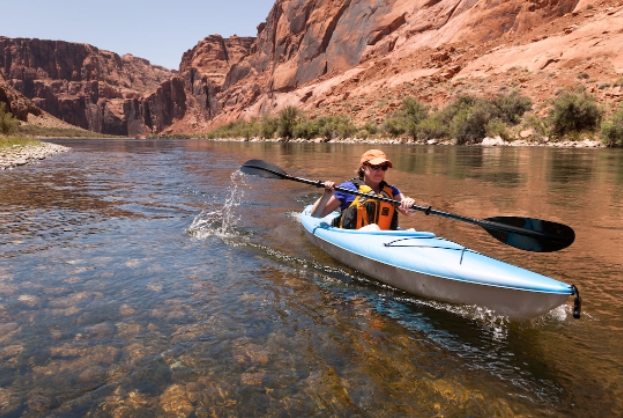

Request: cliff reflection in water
left=0, top=140, right=621, bottom=417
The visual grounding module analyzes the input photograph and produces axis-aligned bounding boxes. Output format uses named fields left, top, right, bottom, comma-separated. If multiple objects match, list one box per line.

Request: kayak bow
left=301, top=206, right=581, bottom=320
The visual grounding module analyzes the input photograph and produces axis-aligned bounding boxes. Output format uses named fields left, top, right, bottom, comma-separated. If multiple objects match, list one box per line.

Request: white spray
left=187, top=170, right=246, bottom=239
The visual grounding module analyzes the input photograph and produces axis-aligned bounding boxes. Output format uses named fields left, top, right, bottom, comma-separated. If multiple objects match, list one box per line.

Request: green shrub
left=292, top=117, right=319, bottom=140
left=363, top=121, right=380, bottom=136
left=207, top=120, right=253, bottom=139
left=260, top=114, right=279, bottom=139
left=450, top=99, right=496, bottom=144
left=383, top=97, right=429, bottom=139
left=317, top=115, right=357, bottom=140
left=383, top=117, right=407, bottom=137
left=491, top=92, right=532, bottom=125
left=0, top=102, right=20, bottom=135
left=415, top=116, right=448, bottom=140
left=436, top=95, right=479, bottom=126
left=278, top=106, right=299, bottom=139
left=485, top=118, right=511, bottom=141
left=548, top=91, right=602, bottom=137
left=601, top=105, right=623, bottom=146
left=525, top=114, right=550, bottom=137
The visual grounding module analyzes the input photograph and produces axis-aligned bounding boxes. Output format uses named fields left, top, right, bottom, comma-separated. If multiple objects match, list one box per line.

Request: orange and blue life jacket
left=335, top=178, right=398, bottom=230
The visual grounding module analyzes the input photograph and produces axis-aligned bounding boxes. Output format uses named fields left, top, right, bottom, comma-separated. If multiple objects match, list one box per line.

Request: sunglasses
left=365, top=163, right=389, bottom=171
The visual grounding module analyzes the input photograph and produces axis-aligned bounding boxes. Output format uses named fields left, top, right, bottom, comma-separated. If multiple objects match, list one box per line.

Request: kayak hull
left=301, top=206, right=572, bottom=320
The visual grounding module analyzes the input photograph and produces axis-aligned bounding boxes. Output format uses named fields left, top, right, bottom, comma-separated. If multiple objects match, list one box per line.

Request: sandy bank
left=0, top=141, right=71, bottom=170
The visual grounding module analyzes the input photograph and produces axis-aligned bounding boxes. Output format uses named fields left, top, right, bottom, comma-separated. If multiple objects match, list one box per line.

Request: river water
left=0, top=139, right=621, bottom=417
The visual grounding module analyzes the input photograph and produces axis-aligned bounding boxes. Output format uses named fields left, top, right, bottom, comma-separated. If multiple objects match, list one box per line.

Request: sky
left=2, top=0, right=276, bottom=70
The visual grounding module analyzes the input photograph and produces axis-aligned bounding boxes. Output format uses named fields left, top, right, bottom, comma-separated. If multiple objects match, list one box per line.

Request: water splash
left=187, top=170, right=246, bottom=240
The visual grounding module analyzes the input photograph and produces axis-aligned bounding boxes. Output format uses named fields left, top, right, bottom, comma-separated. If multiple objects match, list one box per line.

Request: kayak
left=300, top=205, right=580, bottom=320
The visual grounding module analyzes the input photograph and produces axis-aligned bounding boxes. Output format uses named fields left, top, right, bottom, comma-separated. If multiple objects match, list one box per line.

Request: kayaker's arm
left=311, top=181, right=341, bottom=218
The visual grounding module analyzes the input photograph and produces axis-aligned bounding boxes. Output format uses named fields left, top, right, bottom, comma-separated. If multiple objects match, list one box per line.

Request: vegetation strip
left=202, top=89, right=623, bottom=146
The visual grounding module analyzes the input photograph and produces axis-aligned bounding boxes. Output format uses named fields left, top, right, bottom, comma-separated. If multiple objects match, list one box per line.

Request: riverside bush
left=548, top=91, right=602, bottom=137
left=525, top=114, right=550, bottom=138
left=449, top=99, right=495, bottom=144
left=485, top=118, right=512, bottom=141
left=204, top=93, right=532, bottom=144
left=260, top=114, right=279, bottom=139
left=316, top=115, right=357, bottom=140
left=416, top=92, right=532, bottom=144
left=383, top=97, right=429, bottom=139
left=205, top=108, right=357, bottom=141
left=601, top=105, right=623, bottom=146
left=0, top=103, right=20, bottom=135
left=278, top=106, right=299, bottom=139
left=491, top=92, right=532, bottom=125
left=292, top=117, right=319, bottom=140
left=207, top=120, right=254, bottom=140
left=415, top=116, right=447, bottom=140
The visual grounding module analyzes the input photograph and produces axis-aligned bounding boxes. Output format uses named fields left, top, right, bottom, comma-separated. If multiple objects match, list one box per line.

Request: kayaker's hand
left=400, top=197, right=416, bottom=216
left=323, top=181, right=336, bottom=196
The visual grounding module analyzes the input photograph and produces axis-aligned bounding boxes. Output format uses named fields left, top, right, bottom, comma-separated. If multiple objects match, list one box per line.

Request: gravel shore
left=0, top=141, right=71, bottom=170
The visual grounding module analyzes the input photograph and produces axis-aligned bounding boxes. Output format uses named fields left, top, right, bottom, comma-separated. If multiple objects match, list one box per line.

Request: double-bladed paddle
left=240, top=159, right=575, bottom=252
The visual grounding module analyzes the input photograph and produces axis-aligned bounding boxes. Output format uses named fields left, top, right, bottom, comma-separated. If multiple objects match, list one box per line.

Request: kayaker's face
left=363, top=162, right=388, bottom=183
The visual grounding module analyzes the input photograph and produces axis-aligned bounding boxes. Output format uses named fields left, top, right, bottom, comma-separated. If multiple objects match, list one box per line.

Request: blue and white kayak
left=301, top=205, right=578, bottom=320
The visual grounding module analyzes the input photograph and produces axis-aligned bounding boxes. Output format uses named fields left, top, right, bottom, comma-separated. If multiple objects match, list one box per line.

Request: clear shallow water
left=0, top=139, right=621, bottom=417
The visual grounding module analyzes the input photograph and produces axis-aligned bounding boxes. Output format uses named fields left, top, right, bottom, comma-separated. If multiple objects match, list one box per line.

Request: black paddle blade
left=483, top=216, right=575, bottom=252
left=240, top=159, right=288, bottom=179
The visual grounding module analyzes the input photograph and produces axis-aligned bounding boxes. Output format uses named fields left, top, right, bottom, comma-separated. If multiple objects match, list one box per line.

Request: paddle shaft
left=272, top=170, right=561, bottom=242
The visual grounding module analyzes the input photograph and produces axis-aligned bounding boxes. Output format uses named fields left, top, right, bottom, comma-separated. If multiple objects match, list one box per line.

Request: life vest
left=335, top=178, right=398, bottom=230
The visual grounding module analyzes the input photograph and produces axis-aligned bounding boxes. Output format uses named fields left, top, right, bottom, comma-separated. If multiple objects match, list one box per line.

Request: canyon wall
left=185, top=0, right=595, bottom=131
left=4, top=0, right=623, bottom=137
left=0, top=36, right=254, bottom=136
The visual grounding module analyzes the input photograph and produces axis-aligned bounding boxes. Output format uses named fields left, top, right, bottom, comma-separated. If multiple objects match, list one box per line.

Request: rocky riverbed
left=0, top=142, right=70, bottom=170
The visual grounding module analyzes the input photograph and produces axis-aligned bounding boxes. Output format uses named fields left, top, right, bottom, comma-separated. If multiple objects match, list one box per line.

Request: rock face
left=164, top=35, right=255, bottom=133
left=0, top=37, right=175, bottom=135
left=185, top=0, right=597, bottom=130
left=0, top=71, right=41, bottom=121
left=0, top=35, right=256, bottom=136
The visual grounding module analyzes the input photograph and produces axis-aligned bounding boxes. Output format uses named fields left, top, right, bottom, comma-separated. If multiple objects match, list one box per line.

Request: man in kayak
left=310, top=149, right=416, bottom=229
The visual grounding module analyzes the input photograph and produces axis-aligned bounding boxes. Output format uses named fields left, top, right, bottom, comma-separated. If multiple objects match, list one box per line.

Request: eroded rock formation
left=202, top=0, right=587, bottom=129
left=0, top=71, right=41, bottom=121
left=0, top=37, right=175, bottom=135
left=0, top=35, right=257, bottom=136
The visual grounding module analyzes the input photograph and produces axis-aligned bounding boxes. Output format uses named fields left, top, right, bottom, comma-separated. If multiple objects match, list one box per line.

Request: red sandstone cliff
left=0, top=71, right=41, bottom=121
left=0, top=37, right=176, bottom=135
left=189, top=0, right=623, bottom=133
left=0, top=35, right=255, bottom=136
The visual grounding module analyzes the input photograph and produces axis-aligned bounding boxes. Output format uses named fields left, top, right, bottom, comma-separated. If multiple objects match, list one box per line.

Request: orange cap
left=360, top=149, right=393, bottom=168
